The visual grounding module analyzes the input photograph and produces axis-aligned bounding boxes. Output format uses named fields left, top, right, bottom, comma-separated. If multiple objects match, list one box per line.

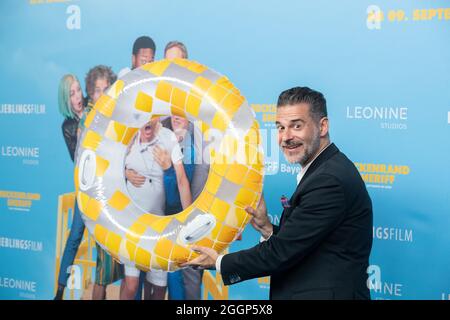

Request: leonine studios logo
left=367, top=265, right=404, bottom=299
left=346, top=106, right=408, bottom=130
left=1, top=145, right=39, bottom=166
left=0, top=276, right=37, bottom=299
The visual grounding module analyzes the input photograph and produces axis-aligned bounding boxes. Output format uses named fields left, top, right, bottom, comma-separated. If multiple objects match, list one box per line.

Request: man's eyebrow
left=275, top=119, right=305, bottom=126
left=276, top=119, right=304, bottom=125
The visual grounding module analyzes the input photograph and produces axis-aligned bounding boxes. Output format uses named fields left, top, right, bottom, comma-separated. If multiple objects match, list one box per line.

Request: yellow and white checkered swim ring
left=74, top=59, right=264, bottom=272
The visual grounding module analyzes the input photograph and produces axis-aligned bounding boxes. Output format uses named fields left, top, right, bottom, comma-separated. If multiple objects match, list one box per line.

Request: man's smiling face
left=276, top=103, right=322, bottom=166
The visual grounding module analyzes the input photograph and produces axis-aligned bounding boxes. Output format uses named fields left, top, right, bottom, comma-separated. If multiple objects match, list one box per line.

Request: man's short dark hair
left=277, top=86, right=327, bottom=122
left=132, top=36, right=156, bottom=55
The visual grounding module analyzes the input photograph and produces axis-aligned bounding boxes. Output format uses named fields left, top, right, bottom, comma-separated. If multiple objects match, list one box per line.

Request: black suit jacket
left=221, top=143, right=373, bottom=300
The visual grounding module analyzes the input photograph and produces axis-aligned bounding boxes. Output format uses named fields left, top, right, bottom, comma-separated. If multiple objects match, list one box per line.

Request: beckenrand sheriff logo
left=0, top=190, right=41, bottom=212
left=354, top=162, right=410, bottom=189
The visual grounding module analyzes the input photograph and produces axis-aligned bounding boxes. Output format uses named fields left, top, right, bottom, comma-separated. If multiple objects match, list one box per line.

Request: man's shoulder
left=308, top=149, right=359, bottom=182
left=315, top=150, right=365, bottom=191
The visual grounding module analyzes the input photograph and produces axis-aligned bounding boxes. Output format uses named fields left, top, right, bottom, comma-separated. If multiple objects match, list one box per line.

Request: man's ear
left=320, top=117, right=329, bottom=137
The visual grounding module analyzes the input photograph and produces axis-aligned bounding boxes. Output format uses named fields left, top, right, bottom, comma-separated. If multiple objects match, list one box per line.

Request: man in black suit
left=183, top=86, right=373, bottom=300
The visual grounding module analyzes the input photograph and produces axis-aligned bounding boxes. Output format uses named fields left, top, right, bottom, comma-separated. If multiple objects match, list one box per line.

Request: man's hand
left=125, top=168, right=146, bottom=187
left=181, top=246, right=219, bottom=270
left=245, top=195, right=273, bottom=239
left=153, top=145, right=172, bottom=170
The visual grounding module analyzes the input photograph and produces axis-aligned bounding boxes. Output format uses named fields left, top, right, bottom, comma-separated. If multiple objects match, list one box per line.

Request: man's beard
left=282, top=135, right=321, bottom=167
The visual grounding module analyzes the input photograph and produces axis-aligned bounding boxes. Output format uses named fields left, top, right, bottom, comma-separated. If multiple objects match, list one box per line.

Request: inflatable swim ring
left=74, top=59, right=264, bottom=272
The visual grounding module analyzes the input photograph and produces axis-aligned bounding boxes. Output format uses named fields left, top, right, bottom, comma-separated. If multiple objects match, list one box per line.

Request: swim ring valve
left=179, top=214, right=216, bottom=245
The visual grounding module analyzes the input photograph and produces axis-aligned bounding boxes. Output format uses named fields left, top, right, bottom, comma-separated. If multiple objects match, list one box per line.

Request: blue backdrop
left=0, top=0, right=449, bottom=300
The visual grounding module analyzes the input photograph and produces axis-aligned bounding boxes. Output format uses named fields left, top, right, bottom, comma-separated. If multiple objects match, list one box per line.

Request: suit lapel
left=279, top=143, right=339, bottom=226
